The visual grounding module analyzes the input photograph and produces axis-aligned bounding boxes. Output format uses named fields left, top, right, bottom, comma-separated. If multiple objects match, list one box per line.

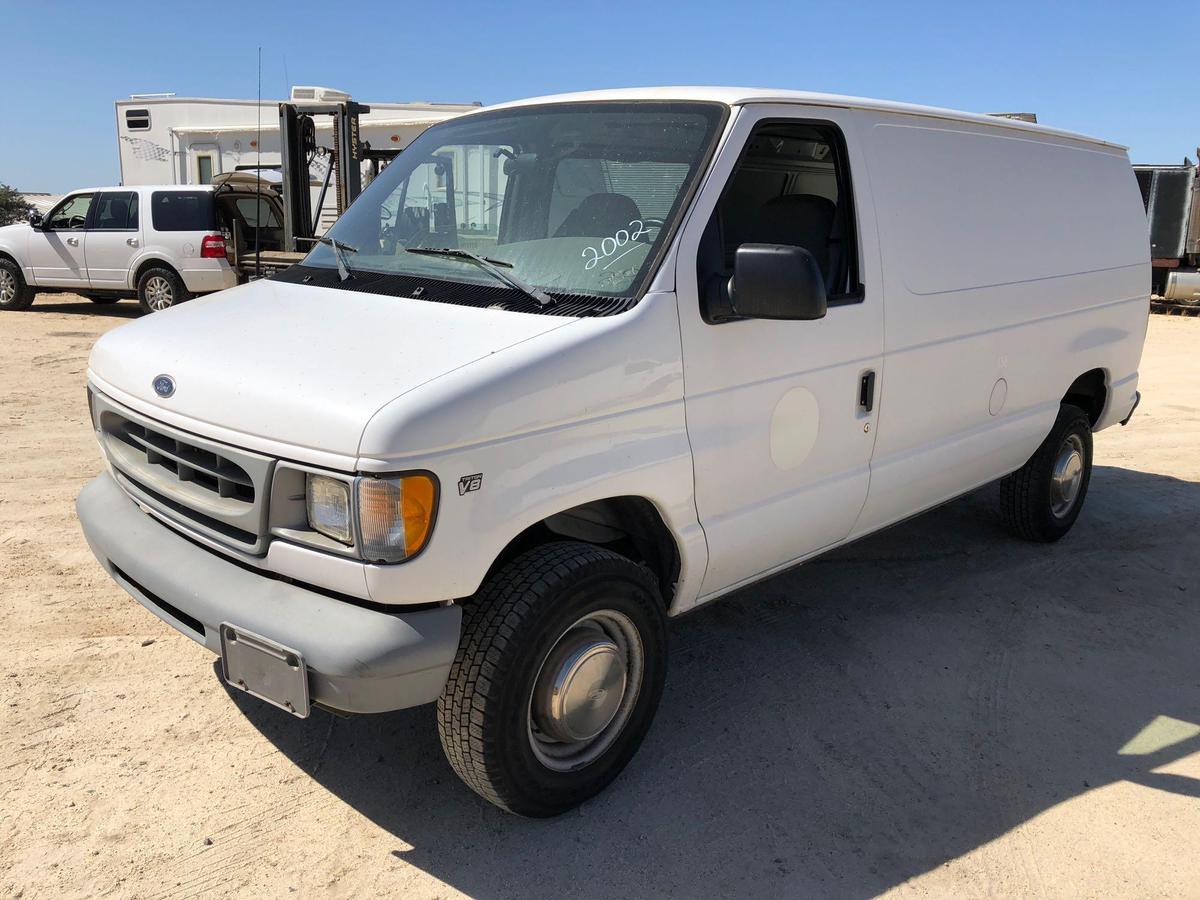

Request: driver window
left=697, top=121, right=860, bottom=312
left=47, top=194, right=94, bottom=231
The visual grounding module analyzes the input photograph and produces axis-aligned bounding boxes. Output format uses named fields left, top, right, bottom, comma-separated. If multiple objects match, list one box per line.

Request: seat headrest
left=555, top=193, right=643, bottom=238
left=756, top=194, right=835, bottom=245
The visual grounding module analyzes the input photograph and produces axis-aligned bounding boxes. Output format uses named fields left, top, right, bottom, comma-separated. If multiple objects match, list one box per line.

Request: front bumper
left=77, top=473, right=462, bottom=714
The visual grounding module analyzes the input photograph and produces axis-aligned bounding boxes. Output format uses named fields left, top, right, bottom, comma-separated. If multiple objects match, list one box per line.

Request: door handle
left=66, top=237, right=79, bottom=246
left=859, top=370, right=876, bottom=413
left=126, top=238, right=139, bottom=247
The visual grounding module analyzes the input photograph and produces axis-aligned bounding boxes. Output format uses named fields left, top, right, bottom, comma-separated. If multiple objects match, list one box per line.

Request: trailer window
left=125, top=109, right=151, bottom=131
left=151, top=191, right=216, bottom=232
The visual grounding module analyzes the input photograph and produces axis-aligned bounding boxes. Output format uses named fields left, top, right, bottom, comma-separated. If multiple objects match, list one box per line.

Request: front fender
left=355, top=292, right=709, bottom=614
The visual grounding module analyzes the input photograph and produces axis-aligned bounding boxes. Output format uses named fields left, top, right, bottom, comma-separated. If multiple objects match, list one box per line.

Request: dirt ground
left=1, top=295, right=1198, bottom=899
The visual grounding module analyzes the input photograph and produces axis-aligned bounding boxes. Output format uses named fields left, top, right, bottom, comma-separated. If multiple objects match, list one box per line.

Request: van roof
left=480, top=87, right=1125, bottom=151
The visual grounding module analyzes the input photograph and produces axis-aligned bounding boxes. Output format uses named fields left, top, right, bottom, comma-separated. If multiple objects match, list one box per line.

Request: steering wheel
left=380, top=206, right=394, bottom=222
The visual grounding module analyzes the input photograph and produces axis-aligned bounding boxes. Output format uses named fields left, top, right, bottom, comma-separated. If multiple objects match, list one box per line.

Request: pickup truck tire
left=137, top=267, right=190, bottom=313
left=1000, top=403, right=1092, bottom=542
left=0, top=259, right=34, bottom=311
left=437, top=541, right=668, bottom=817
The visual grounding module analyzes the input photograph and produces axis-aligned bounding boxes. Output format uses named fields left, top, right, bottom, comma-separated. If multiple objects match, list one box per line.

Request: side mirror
left=27, top=211, right=43, bottom=230
left=729, top=243, right=827, bottom=321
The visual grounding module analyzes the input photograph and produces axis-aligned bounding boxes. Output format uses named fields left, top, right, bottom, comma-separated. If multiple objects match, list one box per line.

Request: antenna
left=255, top=47, right=262, bottom=280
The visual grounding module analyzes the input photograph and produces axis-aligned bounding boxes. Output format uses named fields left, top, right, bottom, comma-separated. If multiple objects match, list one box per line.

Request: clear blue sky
left=1, top=0, right=1196, bottom=193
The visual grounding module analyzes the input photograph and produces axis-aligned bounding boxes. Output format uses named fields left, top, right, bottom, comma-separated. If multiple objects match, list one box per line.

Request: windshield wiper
left=318, top=236, right=358, bottom=282
left=406, top=247, right=555, bottom=308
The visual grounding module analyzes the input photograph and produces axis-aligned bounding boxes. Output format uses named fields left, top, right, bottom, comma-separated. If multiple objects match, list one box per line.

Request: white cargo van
left=77, top=88, right=1149, bottom=816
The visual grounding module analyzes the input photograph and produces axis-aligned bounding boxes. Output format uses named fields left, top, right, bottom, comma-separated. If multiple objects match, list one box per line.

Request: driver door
left=28, top=193, right=93, bottom=287
left=673, top=106, right=884, bottom=599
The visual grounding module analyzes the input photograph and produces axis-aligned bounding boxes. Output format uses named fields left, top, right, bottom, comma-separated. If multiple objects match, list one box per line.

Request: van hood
left=88, top=277, right=575, bottom=459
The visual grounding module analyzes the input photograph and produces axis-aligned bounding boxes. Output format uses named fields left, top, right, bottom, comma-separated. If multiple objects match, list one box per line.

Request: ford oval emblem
left=153, top=374, right=176, bottom=398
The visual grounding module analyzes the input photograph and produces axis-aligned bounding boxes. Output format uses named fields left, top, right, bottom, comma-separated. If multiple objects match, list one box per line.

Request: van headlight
left=304, top=472, right=438, bottom=561
left=357, top=474, right=438, bottom=562
left=306, top=474, right=352, bottom=544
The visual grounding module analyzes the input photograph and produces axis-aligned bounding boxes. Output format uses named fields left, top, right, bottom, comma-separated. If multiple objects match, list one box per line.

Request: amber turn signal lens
left=357, top=474, right=437, bottom=562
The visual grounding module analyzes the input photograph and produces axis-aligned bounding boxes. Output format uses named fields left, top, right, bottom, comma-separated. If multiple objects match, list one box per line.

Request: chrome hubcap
left=1051, top=433, right=1085, bottom=518
left=528, top=609, right=643, bottom=772
left=0, top=269, right=15, bottom=304
left=145, top=276, right=173, bottom=311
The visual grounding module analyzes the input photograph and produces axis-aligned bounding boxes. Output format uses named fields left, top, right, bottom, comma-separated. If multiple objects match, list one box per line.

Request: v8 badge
left=458, top=473, right=483, bottom=496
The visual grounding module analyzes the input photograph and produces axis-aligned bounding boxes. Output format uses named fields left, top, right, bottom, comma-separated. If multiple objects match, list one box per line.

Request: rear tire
left=137, top=267, right=190, bottom=313
left=1000, top=403, right=1093, bottom=542
left=438, top=541, right=668, bottom=817
left=0, top=258, right=34, bottom=311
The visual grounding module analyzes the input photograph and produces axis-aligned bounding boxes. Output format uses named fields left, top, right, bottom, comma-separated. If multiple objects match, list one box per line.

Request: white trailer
left=115, top=86, right=478, bottom=232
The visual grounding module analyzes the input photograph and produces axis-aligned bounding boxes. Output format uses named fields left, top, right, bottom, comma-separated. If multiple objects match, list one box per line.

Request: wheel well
left=1063, top=368, right=1107, bottom=426
left=0, top=251, right=17, bottom=268
left=483, top=497, right=681, bottom=607
left=133, top=258, right=177, bottom=288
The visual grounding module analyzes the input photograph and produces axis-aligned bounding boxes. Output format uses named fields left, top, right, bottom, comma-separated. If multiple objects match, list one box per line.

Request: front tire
left=137, top=267, right=190, bottom=313
left=0, top=258, right=34, bottom=311
left=1000, top=403, right=1093, bottom=542
left=438, top=542, right=668, bottom=817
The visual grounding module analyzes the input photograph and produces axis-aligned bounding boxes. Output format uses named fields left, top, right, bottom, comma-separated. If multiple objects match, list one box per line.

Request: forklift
left=230, top=93, right=400, bottom=279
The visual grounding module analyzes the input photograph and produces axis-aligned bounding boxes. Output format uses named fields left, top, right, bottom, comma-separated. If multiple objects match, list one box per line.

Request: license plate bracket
left=220, top=623, right=310, bottom=718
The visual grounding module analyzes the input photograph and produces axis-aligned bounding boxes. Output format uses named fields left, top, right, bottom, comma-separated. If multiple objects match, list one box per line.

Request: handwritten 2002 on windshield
left=581, top=220, right=656, bottom=271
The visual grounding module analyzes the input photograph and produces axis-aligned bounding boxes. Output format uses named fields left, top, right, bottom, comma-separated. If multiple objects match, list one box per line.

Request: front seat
left=752, top=194, right=836, bottom=280
left=555, top=193, right=642, bottom=238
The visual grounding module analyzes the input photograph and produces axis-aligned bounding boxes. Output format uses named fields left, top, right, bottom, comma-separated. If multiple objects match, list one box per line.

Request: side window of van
left=698, top=120, right=861, bottom=314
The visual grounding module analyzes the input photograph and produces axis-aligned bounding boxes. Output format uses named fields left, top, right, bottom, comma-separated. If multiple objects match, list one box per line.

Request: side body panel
left=671, top=104, right=886, bottom=606
left=138, top=188, right=236, bottom=293
left=85, top=190, right=143, bottom=290
left=25, top=194, right=91, bottom=287
left=852, top=113, right=1150, bottom=537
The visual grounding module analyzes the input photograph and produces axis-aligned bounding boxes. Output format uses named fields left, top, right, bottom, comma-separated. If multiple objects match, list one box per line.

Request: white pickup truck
left=77, top=88, right=1149, bottom=816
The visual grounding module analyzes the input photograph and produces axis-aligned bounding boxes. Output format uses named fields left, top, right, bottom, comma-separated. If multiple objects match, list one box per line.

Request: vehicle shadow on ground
left=226, top=464, right=1200, bottom=898
left=29, top=296, right=142, bottom=319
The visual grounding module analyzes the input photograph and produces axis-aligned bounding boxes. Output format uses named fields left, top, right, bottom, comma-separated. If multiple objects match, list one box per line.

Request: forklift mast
left=278, top=99, right=370, bottom=252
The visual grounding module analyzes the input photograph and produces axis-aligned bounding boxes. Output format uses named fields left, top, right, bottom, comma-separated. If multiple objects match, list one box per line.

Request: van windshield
left=302, top=102, right=725, bottom=307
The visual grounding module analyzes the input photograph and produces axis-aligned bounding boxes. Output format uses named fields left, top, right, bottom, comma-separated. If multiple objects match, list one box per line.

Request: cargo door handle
left=859, top=370, right=876, bottom=413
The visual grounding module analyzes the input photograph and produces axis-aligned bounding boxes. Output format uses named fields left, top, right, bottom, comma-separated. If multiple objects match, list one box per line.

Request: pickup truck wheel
left=0, top=259, right=34, bottom=311
left=437, top=541, right=667, bottom=817
left=137, top=267, right=190, bottom=313
left=1000, top=403, right=1093, bottom=542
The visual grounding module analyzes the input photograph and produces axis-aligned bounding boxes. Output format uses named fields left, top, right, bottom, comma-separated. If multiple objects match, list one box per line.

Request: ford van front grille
left=92, top=393, right=274, bottom=554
